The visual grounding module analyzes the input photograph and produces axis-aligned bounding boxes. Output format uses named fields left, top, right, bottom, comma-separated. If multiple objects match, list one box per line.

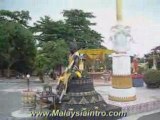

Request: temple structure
left=108, top=0, right=136, bottom=102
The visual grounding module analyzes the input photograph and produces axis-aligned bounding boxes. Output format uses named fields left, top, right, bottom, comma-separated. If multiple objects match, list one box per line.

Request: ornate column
left=108, top=25, right=136, bottom=102
left=108, top=0, right=136, bottom=102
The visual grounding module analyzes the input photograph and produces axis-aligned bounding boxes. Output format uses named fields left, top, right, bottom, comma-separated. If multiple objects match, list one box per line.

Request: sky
left=1, top=0, right=160, bottom=57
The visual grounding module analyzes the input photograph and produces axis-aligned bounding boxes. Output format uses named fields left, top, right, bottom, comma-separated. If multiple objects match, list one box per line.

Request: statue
left=55, top=42, right=121, bottom=119
left=132, top=55, right=139, bottom=74
left=56, top=41, right=85, bottom=102
left=131, top=56, right=144, bottom=87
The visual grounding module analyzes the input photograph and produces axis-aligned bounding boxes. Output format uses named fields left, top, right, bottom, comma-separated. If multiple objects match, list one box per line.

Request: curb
left=0, top=80, right=42, bottom=83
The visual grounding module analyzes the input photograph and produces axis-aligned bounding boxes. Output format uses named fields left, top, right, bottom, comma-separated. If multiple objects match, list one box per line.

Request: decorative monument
left=55, top=43, right=122, bottom=119
left=108, top=0, right=136, bottom=101
left=131, top=55, right=144, bottom=87
left=132, top=55, right=139, bottom=74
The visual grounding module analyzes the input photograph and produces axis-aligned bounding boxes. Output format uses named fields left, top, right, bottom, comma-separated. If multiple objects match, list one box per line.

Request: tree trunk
left=1, top=69, right=5, bottom=77
left=50, top=69, right=57, bottom=81
left=56, top=64, right=62, bottom=76
left=59, top=64, right=62, bottom=75
left=39, top=73, right=44, bottom=83
left=152, top=55, right=157, bottom=70
left=7, top=67, right=11, bottom=78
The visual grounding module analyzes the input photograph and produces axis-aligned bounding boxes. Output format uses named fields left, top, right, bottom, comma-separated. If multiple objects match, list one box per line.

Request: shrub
left=144, top=69, right=160, bottom=88
left=138, top=66, right=145, bottom=74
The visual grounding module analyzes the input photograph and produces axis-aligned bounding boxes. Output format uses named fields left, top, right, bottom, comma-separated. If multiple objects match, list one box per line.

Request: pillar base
left=108, top=87, right=136, bottom=102
left=11, top=109, right=32, bottom=118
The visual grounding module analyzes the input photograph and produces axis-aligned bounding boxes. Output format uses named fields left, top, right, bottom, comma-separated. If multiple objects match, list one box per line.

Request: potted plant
left=144, top=69, right=160, bottom=88
left=132, top=74, right=144, bottom=87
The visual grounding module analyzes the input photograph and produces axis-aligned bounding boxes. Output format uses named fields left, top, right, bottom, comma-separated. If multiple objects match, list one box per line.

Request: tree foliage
left=0, top=10, right=31, bottom=27
left=32, top=9, right=104, bottom=75
left=0, top=9, right=104, bottom=78
left=0, top=10, right=36, bottom=77
left=36, top=40, right=69, bottom=71
left=145, top=45, right=160, bottom=70
left=35, top=40, right=69, bottom=81
left=63, top=9, right=103, bottom=49
left=33, top=16, right=67, bottom=46
left=33, top=9, right=103, bottom=49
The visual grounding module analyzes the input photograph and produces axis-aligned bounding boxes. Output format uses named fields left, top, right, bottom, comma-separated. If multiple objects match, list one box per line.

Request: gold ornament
left=112, top=75, right=132, bottom=89
left=108, top=95, right=136, bottom=102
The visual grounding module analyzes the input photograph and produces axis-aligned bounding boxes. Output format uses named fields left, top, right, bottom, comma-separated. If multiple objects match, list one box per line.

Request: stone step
left=122, top=100, right=160, bottom=116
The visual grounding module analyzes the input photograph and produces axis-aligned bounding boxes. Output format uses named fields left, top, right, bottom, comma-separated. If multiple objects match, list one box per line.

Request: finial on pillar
left=116, top=0, right=123, bottom=22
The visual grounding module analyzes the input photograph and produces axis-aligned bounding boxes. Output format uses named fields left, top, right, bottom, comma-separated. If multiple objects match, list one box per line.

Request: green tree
left=145, top=46, right=160, bottom=70
left=33, top=9, right=104, bottom=77
left=35, top=40, right=69, bottom=82
left=0, top=10, right=31, bottom=27
left=35, top=53, right=48, bottom=82
left=63, top=9, right=103, bottom=49
left=105, top=55, right=112, bottom=70
left=0, top=12, right=36, bottom=77
left=33, top=9, right=103, bottom=49
left=0, top=21, right=36, bottom=77
left=42, top=40, right=69, bottom=69
left=32, top=16, right=67, bottom=46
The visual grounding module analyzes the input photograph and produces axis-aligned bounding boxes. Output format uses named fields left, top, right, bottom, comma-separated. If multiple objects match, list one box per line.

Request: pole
left=27, top=78, right=29, bottom=91
left=116, top=0, right=123, bottom=22
left=26, top=74, right=30, bottom=91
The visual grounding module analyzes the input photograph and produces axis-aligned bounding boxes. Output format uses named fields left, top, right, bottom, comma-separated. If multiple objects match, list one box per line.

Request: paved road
left=0, top=82, right=44, bottom=120
left=138, top=112, right=160, bottom=120
left=1, top=82, right=160, bottom=120
left=0, top=92, right=21, bottom=120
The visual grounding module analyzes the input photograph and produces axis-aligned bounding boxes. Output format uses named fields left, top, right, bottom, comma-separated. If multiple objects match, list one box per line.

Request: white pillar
left=108, top=25, right=136, bottom=102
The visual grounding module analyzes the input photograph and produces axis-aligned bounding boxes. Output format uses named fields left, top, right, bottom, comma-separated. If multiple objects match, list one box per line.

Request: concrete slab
left=95, top=86, right=160, bottom=116
left=0, top=81, right=160, bottom=119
